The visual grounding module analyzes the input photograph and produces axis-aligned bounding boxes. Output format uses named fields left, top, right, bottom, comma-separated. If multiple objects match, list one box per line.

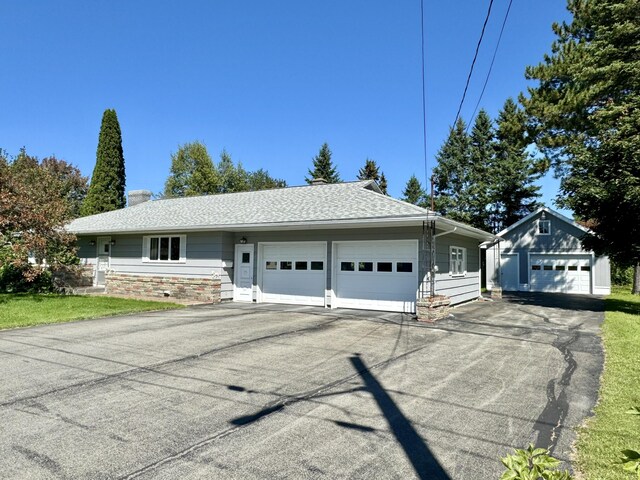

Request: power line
left=452, top=0, right=495, bottom=128
left=467, top=0, right=514, bottom=131
left=420, top=0, right=428, bottom=190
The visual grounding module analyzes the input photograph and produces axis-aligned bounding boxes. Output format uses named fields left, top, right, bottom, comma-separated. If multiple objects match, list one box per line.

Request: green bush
left=501, top=444, right=573, bottom=480
left=0, top=264, right=53, bottom=293
left=611, top=262, right=634, bottom=286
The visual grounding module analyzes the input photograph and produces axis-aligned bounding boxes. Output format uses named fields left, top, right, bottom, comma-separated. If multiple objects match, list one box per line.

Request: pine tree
left=491, top=98, right=543, bottom=232
left=217, top=149, right=249, bottom=193
left=402, top=175, right=426, bottom=206
left=81, top=109, right=126, bottom=215
left=467, top=110, right=494, bottom=231
left=163, top=141, right=218, bottom=197
left=433, top=118, right=473, bottom=225
left=306, top=143, right=341, bottom=184
left=378, top=172, right=388, bottom=195
left=523, top=0, right=640, bottom=293
left=357, top=158, right=380, bottom=181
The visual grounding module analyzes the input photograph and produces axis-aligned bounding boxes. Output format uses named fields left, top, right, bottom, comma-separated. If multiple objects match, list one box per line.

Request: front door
left=96, top=236, right=111, bottom=286
left=234, top=244, right=254, bottom=302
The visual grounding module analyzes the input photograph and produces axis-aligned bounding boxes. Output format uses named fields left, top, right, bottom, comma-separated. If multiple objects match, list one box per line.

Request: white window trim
left=449, top=246, right=467, bottom=277
left=142, top=235, right=187, bottom=263
left=538, top=220, right=551, bottom=235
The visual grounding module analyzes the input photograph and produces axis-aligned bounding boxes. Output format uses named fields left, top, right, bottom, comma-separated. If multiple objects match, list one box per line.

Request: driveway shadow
left=502, top=292, right=604, bottom=313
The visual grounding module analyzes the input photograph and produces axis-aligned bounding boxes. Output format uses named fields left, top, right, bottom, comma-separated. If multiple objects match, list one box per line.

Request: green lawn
left=0, top=294, right=183, bottom=330
left=575, top=286, right=640, bottom=479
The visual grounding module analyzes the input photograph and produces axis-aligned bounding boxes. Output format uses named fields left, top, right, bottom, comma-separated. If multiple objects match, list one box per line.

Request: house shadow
left=349, top=355, right=450, bottom=480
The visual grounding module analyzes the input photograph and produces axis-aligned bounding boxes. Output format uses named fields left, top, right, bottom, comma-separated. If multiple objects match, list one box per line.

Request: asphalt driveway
left=0, top=294, right=604, bottom=479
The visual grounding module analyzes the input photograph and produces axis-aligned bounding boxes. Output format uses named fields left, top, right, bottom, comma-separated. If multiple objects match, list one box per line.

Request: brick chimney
left=128, top=190, right=152, bottom=207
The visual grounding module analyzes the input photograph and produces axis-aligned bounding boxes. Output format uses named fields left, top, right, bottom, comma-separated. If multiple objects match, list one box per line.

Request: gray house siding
left=486, top=210, right=611, bottom=293
left=78, top=226, right=486, bottom=309
left=434, top=233, right=481, bottom=304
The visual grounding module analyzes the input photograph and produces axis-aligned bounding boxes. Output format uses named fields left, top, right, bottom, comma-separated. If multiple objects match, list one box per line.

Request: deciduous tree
left=163, top=141, right=218, bottom=197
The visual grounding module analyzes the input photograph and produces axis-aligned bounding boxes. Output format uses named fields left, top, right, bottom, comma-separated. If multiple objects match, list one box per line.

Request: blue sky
left=1, top=1, right=570, bottom=213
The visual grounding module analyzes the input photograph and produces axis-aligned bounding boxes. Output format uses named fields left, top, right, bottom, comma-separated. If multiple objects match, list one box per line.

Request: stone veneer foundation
left=416, top=295, right=452, bottom=323
left=106, top=273, right=221, bottom=303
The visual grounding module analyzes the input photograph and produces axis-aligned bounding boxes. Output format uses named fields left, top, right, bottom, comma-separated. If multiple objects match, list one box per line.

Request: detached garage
left=486, top=207, right=610, bottom=295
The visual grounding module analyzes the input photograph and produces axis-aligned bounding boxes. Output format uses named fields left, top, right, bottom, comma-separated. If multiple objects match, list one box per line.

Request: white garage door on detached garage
left=333, top=240, right=418, bottom=313
left=529, top=254, right=591, bottom=294
left=259, top=242, right=326, bottom=306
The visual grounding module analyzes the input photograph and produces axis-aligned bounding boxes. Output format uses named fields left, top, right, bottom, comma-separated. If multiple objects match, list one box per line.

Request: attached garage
left=529, top=254, right=591, bottom=294
left=258, top=242, right=326, bottom=306
left=333, top=240, right=418, bottom=313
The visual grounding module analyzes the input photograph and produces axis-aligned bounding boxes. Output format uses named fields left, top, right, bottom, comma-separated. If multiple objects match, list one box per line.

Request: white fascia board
left=67, top=216, right=433, bottom=236
left=497, top=206, right=590, bottom=238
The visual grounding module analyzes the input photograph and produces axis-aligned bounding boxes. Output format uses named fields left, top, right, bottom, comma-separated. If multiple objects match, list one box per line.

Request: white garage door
left=530, top=255, right=591, bottom=294
left=260, top=243, right=326, bottom=306
left=334, top=240, right=418, bottom=313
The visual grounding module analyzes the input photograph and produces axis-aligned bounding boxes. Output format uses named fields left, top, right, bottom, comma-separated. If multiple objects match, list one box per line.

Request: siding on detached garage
left=485, top=210, right=611, bottom=293
left=226, top=227, right=483, bottom=307
left=77, top=232, right=235, bottom=300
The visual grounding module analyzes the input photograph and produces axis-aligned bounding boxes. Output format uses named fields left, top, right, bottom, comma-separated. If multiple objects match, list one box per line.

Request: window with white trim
left=449, top=246, right=467, bottom=276
left=538, top=220, right=551, bottom=235
left=143, top=235, right=186, bottom=262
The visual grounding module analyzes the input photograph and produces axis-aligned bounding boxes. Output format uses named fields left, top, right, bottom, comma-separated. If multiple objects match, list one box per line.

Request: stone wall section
left=106, top=273, right=221, bottom=303
left=53, top=265, right=95, bottom=290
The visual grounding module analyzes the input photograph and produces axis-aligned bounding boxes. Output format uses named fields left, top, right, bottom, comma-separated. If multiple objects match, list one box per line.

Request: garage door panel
left=261, top=243, right=326, bottom=306
left=530, top=254, right=591, bottom=294
left=334, top=241, right=418, bottom=313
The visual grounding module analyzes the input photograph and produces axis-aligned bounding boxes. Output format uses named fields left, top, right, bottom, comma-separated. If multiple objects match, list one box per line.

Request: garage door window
left=266, top=261, right=277, bottom=270
left=543, top=265, right=553, bottom=271
left=281, top=261, right=292, bottom=270
left=358, top=262, right=373, bottom=272
left=397, top=262, right=413, bottom=273
left=310, top=261, right=324, bottom=271
left=341, top=262, right=355, bottom=272
left=377, top=262, right=392, bottom=272
left=581, top=265, right=591, bottom=271
left=295, top=261, right=308, bottom=270
left=568, top=266, right=578, bottom=271
left=555, top=265, right=565, bottom=271
left=449, top=246, right=466, bottom=276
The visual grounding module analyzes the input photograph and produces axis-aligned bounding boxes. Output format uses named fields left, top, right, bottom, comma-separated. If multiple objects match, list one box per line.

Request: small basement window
left=144, top=235, right=186, bottom=262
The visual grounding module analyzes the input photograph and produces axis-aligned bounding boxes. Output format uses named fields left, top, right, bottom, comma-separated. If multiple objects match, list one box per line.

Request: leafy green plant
left=500, top=444, right=572, bottom=480
left=620, top=407, right=640, bottom=479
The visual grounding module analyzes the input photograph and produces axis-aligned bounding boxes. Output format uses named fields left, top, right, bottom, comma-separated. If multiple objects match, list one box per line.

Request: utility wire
left=467, top=0, right=514, bottom=131
left=420, top=0, right=428, bottom=190
left=452, top=0, right=495, bottom=128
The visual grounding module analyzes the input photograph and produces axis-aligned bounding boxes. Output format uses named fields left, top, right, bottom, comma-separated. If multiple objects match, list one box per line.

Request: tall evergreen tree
left=378, top=172, right=388, bottom=195
left=163, top=141, right=218, bottom=197
left=433, top=118, right=473, bottom=225
left=306, top=143, right=340, bottom=183
left=490, top=98, right=543, bottom=232
left=357, top=158, right=380, bottom=181
left=81, top=109, right=126, bottom=215
left=467, top=110, right=494, bottom=231
left=217, top=149, right=249, bottom=193
left=523, top=0, right=640, bottom=293
left=401, top=175, right=426, bottom=206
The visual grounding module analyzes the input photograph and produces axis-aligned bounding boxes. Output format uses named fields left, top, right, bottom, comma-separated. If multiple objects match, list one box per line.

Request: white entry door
left=96, top=236, right=111, bottom=286
left=500, top=254, right=519, bottom=291
left=234, top=244, right=254, bottom=302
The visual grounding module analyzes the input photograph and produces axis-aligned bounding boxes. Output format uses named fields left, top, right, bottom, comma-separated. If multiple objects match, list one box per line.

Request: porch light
left=110, top=240, right=116, bottom=246
left=240, top=237, right=247, bottom=244
left=89, top=240, right=96, bottom=246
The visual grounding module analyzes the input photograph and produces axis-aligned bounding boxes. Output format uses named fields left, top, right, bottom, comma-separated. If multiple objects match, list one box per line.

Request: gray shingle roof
left=67, top=181, right=432, bottom=234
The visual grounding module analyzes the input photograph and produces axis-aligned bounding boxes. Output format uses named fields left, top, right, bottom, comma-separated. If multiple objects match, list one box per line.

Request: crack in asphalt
left=533, top=331, right=580, bottom=454
left=0, top=317, right=343, bottom=409
left=119, top=345, right=430, bottom=479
